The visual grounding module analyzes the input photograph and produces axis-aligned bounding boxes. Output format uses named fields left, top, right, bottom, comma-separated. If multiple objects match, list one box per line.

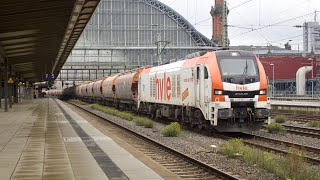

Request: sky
left=159, top=0, right=320, bottom=50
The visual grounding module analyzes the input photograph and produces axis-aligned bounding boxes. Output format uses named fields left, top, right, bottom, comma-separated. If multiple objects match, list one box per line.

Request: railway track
left=66, top=100, right=320, bottom=171
left=270, top=97, right=320, bottom=102
left=66, top=101, right=240, bottom=180
left=270, top=111, right=320, bottom=138
left=271, top=111, right=320, bottom=123
left=241, top=133, right=320, bottom=165
left=281, top=124, right=320, bottom=139
left=262, top=124, right=320, bottom=139
left=213, top=132, right=320, bottom=165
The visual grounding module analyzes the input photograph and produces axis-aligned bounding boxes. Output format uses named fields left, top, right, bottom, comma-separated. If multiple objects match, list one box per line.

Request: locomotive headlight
left=214, top=89, right=224, bottom=95
left=259, top=89, right=267, bottom=95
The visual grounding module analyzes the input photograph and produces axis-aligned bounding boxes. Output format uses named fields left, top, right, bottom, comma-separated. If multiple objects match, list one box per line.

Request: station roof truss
left=139, top=0, right=217, bottom=47
left=0, top=0, right=100, bottom=82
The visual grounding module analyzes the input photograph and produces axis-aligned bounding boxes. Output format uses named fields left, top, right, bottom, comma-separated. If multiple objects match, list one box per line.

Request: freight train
left=49, top=50, right=271, bottom=132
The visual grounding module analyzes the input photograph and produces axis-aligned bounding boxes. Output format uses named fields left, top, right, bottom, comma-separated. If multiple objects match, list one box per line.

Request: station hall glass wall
left=56, top=0, right=216, bottom=87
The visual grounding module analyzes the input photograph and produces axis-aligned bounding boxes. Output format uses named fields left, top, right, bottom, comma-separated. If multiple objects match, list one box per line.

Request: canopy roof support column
left=4, top=59, right=8, bottom=112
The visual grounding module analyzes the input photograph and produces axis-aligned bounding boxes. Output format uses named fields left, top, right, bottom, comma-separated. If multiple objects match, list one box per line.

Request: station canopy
left=0, top=0, right=100, bottom=82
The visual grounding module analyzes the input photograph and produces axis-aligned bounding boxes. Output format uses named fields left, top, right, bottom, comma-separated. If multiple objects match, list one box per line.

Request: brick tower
left=210, top=0, right=229, bottom=47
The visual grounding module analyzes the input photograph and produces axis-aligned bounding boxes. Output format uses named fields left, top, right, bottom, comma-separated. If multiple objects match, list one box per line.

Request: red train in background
left=48, top=50, right=271, bottom=132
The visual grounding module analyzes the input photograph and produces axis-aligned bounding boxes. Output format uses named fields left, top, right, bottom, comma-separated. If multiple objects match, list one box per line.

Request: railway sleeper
left=191, top=177, right=222, bottom=180
left=157, top=161, right=188, bottom=166
left=162, top=162, right=191, bottom=166
left=144, top=150, right=168, bottom=156
left=175, top=171, right=209, bottom=175
left=156, top=159, right=186, bottom=163
left=168, top=167, right=201, bottom=172
left=171, top=168, right=205, bottom=174
left=178, top=173, right=210, bottom=179
left=164, top=163, right=195, bottom=168
left=144, top=152, right=171, bottom=156
left=151, top=154, right=178, bottom=158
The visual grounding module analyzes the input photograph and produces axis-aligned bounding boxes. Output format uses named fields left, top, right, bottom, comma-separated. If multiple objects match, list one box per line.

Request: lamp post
left=308, top=58, right=314, bottom=97
left=270, top=63, right=275, bottom=97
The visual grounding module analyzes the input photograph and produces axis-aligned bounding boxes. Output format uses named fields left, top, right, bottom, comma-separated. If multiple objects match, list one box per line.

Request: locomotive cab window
left=204, top=66, right=209, bottom=79
left=218, top=58, right=258, bottom=76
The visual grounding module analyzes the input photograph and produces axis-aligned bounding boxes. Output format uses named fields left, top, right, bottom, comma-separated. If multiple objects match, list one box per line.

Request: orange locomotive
left=52, top=50, right=271, bottom=132
left=138, top=50, right=270, bottom=132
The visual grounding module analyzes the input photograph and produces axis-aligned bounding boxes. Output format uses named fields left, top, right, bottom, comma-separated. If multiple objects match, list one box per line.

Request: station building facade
left=257, top=50, right=320, bottom=96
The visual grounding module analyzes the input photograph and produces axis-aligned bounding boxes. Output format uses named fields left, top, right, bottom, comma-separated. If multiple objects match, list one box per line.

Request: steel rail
left=241, top=132, right=320, bottom=165
left=281, top=124, right=320, bottom=139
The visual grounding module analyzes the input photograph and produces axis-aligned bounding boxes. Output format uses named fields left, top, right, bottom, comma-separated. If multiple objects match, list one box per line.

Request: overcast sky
left=159, top=0, right=320, bottom=50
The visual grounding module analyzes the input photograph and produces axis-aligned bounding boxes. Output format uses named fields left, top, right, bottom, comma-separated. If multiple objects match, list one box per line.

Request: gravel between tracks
left=78, top=104, right=278, bottom=180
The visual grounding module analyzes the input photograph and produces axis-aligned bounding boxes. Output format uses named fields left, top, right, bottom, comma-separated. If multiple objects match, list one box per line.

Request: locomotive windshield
left=218, top=58, right=258, bottom=76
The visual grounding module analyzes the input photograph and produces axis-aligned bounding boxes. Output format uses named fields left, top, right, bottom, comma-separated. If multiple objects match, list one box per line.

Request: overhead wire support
left=155, top=32, right=170, bottom=66
left=222, top=0, right=229, bottom=47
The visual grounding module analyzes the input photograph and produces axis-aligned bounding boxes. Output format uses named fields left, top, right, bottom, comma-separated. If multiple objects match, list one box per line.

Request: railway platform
left=271, top=100, right=320, bottom=107
left=0, top=98, right=165, bottom=180
left=270, top=99, right=320, bottom=114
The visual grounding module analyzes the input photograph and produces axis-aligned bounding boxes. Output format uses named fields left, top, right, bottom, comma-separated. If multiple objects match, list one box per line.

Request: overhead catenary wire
left=230, top=10, right=319, bottom=49
left=269, top=34, right=303, bottom=44
left=229, top=0, right=254, bottom=10
left=229, top=24, right=304, bottom=28
left=194, top=0, right=255, bottom=25
left=193, top=17, right=211, bottom=25
left=254, top=28, right=271, bottom=44
left=230, top=11, right=317, bottom=38
left=168, top=0, right=178, bottom=6
left=177, top=0, right=319, bottom=45
left=255, top=34, right=303, bottom=46
left=226, top=25, right=255, bottom=30
left=227, top=25, right=303, bottom=43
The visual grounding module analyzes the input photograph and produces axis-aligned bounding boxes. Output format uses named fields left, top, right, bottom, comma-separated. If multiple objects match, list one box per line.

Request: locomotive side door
left=204, top=65, right=211, bottom=103
left=195, top=65, right=205, bottom=107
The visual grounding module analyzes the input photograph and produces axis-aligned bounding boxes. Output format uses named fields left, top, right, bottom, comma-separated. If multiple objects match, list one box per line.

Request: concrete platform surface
left=0, top=98, right=163, bottom=180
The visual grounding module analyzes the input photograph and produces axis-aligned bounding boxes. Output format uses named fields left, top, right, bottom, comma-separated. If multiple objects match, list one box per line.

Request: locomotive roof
left=215, top=50, right=256, bottom=58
